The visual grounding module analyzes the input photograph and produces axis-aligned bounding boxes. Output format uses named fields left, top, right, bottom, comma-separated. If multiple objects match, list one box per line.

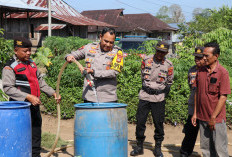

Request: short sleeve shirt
left=195, top=61, right=231, bottom=123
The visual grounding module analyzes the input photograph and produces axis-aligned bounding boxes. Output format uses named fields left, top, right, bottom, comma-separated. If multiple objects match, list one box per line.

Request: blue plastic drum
left=74, top=103, right=128, bottom=157
left=0, top=101, right=32, bottom=157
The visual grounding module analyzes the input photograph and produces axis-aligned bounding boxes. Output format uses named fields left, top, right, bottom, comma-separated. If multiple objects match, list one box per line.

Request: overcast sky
left=64, top=0, right=232, bottom=22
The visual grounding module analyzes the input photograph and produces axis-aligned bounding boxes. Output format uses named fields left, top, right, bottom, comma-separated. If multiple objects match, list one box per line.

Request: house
left=81, top=9, right=150, bottom=40
left=81, top=9, right=176, bottom=40
left=1, top=0, right=114, bottom=46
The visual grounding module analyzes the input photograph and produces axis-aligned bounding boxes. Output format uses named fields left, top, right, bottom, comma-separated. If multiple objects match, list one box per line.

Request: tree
left=190, top=6, right=232, bottom=33
left=156, top=4, right=185, bottom=23
left=169, top=4, right=185, bottom=23
left=156, top=6, right=172, bottom=23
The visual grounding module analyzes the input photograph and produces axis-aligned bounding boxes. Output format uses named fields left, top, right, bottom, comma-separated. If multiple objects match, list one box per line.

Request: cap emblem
left=197, top=49, right=201, bottom=54
left=17, top=41, right=22, bottom=46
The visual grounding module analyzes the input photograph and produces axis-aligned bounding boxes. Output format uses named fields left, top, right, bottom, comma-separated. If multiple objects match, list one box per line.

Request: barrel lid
left=0, top=101, right=31, bottom=109
left=74, top=103, right=127, bottom=109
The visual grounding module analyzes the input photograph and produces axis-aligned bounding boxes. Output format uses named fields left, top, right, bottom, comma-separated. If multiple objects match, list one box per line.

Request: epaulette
left=144, top=54, right=153, bottom=61
left=4, top=58, right=15, bottom=67
left=165, top=58, right=173, bottom=66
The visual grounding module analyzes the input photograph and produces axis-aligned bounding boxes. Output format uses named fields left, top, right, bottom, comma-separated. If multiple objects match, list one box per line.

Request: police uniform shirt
left=66, top=42, right=123, bottom=102
left=139, top=54, right=174, bottom=102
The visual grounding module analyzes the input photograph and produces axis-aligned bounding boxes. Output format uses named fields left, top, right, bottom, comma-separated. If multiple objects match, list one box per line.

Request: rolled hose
left=45, top=60, right=84, bottom=157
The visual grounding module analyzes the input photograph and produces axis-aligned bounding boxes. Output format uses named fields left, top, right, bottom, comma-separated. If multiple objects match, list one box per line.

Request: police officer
left=180, top=47, right=205, bottom=157
left=65, top=27, right=123, bottom=103
left=2, top=37, right=61, bottom=157
left=130, top=41, right=174, bottom=157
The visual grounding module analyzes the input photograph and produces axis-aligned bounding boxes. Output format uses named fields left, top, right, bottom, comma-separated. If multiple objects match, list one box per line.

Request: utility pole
left=48, top=0, right=51, bottom=36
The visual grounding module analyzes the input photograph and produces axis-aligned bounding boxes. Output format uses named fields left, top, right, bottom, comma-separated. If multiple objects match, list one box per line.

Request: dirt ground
left=41, top=113, right=232, bottom=157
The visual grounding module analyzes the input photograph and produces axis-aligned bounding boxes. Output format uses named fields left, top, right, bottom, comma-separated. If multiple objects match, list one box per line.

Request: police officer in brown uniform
left=66, top=27, right=123, bottom=103
left=130, top=41, right=174, bottom=157
left=180, top=47, right=205, bottom=157
left=2, top=37, right=61, bottom=157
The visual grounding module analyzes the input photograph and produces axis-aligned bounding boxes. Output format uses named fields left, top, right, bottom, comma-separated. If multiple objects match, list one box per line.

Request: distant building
left=81, top=9, right=176, bottom=40
left=1, top=0, right=113, bottom=46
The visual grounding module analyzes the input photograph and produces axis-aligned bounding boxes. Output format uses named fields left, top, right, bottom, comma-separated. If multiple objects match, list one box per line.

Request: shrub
left=43, top=36, right=91, bottom=56
left=0, top=29, right=14, bottom=77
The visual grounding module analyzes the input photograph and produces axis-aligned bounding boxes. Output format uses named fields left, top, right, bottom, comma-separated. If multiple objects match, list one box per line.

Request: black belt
left=142, top=86, right=166, bottom=95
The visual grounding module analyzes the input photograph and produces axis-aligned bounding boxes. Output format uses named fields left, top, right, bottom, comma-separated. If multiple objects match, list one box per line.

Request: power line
left=115, top=0, right=157, bottom=15
left=143, top=0, right=193, bottom=15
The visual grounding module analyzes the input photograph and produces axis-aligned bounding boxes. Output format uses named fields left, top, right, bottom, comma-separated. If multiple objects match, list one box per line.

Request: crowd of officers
left=1, top=27, right=231, bottom=157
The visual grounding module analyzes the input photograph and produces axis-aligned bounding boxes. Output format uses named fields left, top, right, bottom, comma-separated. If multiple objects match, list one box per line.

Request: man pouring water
left=65, top=27, right=123, bottom=103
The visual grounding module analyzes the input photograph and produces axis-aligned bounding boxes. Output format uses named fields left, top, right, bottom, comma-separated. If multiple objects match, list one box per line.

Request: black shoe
left=153, top=141, right=163, bottom=157
left=130, top=141, right=144, bottom=156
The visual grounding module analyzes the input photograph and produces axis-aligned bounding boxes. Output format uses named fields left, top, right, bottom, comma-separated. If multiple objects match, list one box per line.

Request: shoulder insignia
left=4, top=66, right=13, bottom=70
left=78, top=46, right=85, bottom=50
left=168, top=67, right=174, bottom=76
left=111, top=50, right=124, bottom=72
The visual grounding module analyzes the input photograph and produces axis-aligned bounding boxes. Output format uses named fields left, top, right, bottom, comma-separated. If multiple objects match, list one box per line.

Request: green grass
left=41, top=132, right=71, bottom=149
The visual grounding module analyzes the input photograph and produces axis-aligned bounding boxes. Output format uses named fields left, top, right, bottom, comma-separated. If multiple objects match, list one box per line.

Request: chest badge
left=30, top=63, right=35, bottom=68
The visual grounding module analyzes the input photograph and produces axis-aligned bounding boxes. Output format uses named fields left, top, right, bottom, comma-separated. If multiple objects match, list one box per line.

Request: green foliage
left=190, top=6, right=232, bottom=33
left=43, top=36, right=91, bottom=56
left=117, top=51, right=142, bottom=122
left=32, top=47, right=53, bottom=68
left=0, top=29, right=14, bottom=77
left=40, top=55, right=85, bottom=119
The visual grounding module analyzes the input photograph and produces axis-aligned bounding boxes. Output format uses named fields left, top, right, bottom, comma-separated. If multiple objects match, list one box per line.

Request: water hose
left=45, top=59, right=85, bottom=157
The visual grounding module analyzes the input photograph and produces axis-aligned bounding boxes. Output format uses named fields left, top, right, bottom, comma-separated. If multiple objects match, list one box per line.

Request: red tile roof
left=9, top=0, right=114, bottom=27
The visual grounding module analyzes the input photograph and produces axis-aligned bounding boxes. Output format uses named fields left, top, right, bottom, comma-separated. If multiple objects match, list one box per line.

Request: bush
left=0, top=29, right=14, bottom=77
left=43, top=36, right=91, bottom=56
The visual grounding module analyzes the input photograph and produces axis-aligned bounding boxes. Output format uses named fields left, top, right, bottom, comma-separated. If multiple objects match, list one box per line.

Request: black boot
left=179, top=149, right=189, bottom=157
left=153, top=141, right=163, bottom=157
left=130, top=140, right=144, bottom=156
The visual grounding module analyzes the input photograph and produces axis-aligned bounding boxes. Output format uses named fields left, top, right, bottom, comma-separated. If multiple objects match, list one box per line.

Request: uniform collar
left=206, top=60, right=219, bottom=74
left=153, top=55, right=165, bottom=64
left=13, top=55, right=31, bottom=64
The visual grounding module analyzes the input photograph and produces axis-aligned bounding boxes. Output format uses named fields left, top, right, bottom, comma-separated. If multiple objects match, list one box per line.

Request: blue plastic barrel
left=0, top=101, right=32, bottom=157
left=74, top=103, right=128, bottom=157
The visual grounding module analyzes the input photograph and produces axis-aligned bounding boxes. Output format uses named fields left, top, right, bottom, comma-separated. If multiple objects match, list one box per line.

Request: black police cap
left=193, top=47, right=204, bottom=57
left=14, top=37, right=32, bottom=48
left=155, top=41, right=170, bottom=53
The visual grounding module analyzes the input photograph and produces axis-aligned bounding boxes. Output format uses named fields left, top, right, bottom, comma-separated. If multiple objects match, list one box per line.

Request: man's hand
left=191, top=113, right=197, bottom=127
left=208, top=116, right=216, bottom=130
left=84, top=68, right=94, bottom=74
left=66, top=55, right=75, bottom=63
left=53, top=93, right=61, bottom=104
left=26, top=94, right=41, bottom=106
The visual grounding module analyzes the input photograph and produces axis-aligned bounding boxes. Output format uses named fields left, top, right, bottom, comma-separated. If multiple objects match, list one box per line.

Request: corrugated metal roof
left=0, top=0, right=47, bottom=11
left=7, top=0, right=114, bottom=27
left=35, top=24, right=66, bottom=31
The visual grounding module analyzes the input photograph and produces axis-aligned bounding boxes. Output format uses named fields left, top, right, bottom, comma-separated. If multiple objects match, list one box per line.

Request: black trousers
left=135, top=99, right=165, bottom=142
left=10, top=99, right=42, bottom=157
left=31, top=105, right=42, bottom=157
left=180, top=114, right=199, bottom=156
